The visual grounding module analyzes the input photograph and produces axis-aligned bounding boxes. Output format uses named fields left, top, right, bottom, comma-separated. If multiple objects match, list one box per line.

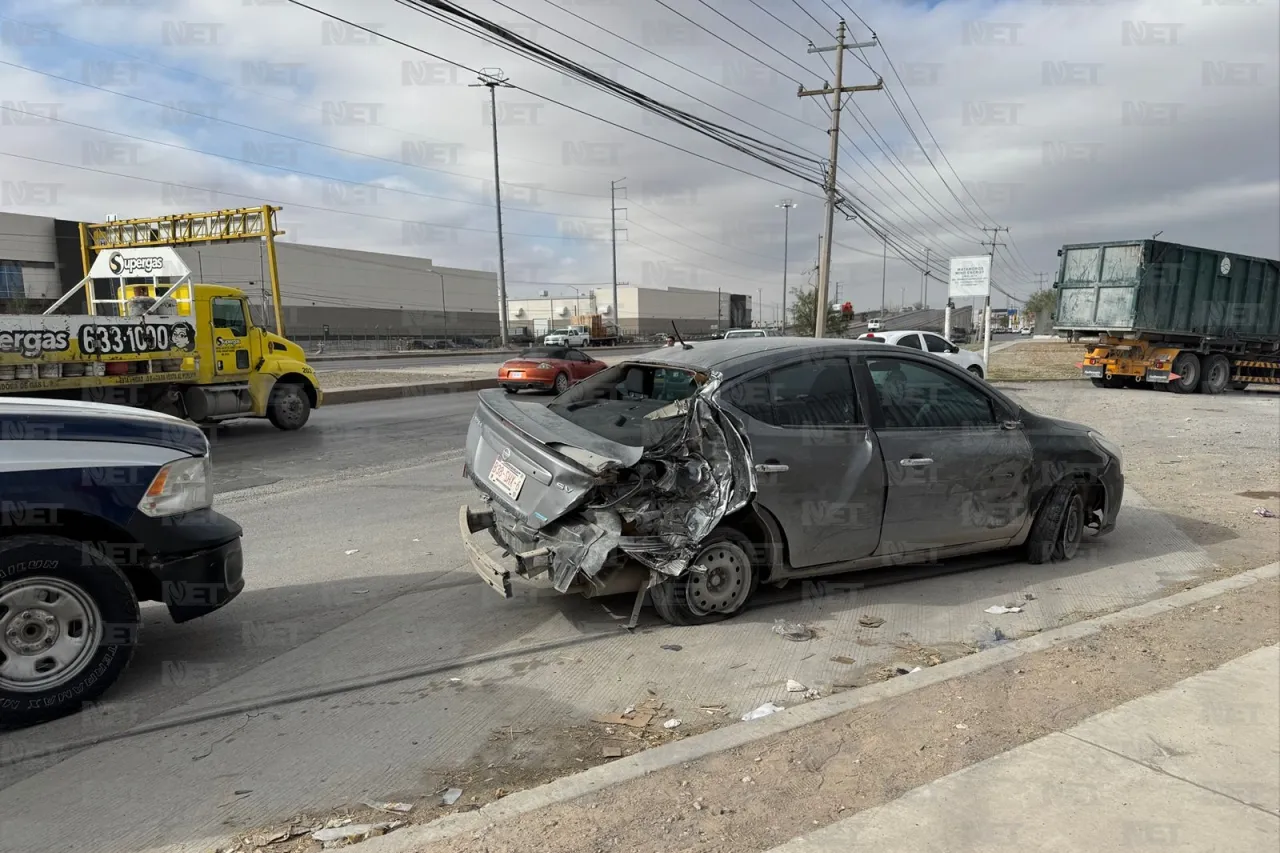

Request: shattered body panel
left=463, top=376, right=756, bottom=593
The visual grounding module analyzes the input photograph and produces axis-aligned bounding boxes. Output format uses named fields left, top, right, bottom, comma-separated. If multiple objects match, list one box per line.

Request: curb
left=323, top=379, right=498, bottom=405
left=359, top=561, right=1280, bottom=851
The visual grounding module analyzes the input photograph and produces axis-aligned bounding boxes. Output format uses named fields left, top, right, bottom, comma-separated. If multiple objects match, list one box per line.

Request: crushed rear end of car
left=459, top=363, right=756, bottom=599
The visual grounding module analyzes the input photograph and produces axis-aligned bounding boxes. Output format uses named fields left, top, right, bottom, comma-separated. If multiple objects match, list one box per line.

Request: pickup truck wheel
left=1169, top=352, right=1201, bottom=394
left=650, top=530, right=757, bottom=626
left=268, top=382, right=311, bottom=430
left=1026, top=484, right=1084, bottom=565
left=1199, top=354, right=1230, bottom=395
left=0, top=536, right=139, bottom=729
left=553, top=372, right=570, bottom=394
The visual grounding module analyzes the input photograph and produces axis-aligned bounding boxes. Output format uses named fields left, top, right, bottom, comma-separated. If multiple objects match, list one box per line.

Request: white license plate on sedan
left=488, top=457, right=526, bottom=501
left=509, top=371, right=523, bottom=378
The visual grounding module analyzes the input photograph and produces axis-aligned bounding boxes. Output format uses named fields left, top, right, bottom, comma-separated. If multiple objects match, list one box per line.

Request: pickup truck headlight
left=1089, top=431, right=1123, bottom=467
left=138, top=456, right=213, bottom=517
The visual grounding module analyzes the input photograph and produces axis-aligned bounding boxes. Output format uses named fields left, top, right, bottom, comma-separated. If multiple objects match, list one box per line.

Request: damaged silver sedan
left=460, top=338, right=1124, bottom=626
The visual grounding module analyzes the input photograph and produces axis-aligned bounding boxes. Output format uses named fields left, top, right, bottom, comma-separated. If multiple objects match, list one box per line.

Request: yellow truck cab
left=0, top=246, right=321, bottom=430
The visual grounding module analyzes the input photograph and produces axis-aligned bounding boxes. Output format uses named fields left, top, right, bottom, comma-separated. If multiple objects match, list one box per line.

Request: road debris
left=772, top=619, right=815, bottom=641
left=1023, top=592, right=1037, bottom=601
left=663, top=719, right=682, bottom=729
left=312, top=821, right=403, bottom=846
left=741, top=702, right=785, bottom=721
left=984, top=604, right=1023, bottom=614
left=602, top=746, right=623, bottom=758
left=660, top=644, right=683, bottom=651
left=440, top=788, right=463, bottom=806
left=830, top=655, right=857, bottom=665
left=344, top=549, right=360, bottom=556
left=785, top=679, right=807, bottom=692
left=857, top=615, right=885, bottom=628
left=593, top=698, right=662, bottom=729
left=973, top=625, right=1010, bottom=650
left=1254, top=507, right=1277, bottom=519
left=955, top=723, right=968, bottom=730
left=364, top=800, right=413, bottom=814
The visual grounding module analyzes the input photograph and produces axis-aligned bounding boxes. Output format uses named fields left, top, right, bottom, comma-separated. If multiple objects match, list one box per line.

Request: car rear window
left=548, top=363, right=702, bottom=445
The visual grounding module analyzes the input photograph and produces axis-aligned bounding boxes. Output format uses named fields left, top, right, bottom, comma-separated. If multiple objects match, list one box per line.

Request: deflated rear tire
left=0, top=536, right=140, bottom=729
left=650, top=529, right=757, bottom=626
left=1026, top=484, right=1085, bottom=565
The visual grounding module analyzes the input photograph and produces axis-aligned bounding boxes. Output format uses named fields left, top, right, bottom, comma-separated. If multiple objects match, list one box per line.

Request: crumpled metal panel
left=520, top=371, right=757, bottom=593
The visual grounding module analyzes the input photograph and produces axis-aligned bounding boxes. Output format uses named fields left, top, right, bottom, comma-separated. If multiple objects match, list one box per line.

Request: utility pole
left=611, top=178, right=627, bottom=336
left=798, top=22, right=883, bottom=338
left=471, top=68, right=513, bottom=347
left=921, top=247, right=930, bottom=309
left=879, top=235, right=887, bottom=320
left=777, top=199, right=796, bottom=333
left=980, top=225, right=1009, bottom=367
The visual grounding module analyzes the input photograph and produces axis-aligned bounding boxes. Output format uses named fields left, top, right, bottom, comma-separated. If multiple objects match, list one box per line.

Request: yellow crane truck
left=0, top=208, right=321, bottom=428
left=1054, top=239, right=1280, bottom=393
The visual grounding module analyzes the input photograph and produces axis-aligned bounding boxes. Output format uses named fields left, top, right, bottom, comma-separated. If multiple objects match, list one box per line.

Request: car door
left=922, top=332, right=959, bottom=366
left=564, top=349, right=592, bottom=381
left=719, top=355, right=885, bottom=568
left=859, top=354, right=1032, bottom=553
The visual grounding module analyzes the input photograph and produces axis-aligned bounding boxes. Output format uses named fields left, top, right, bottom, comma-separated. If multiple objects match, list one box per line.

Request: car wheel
left=650, top=529, right=757, bottom=626
left=1169, top=352, right=1201, bottom=394
left=0, top=536, right=140, bottom=729
left=503, top=385, right=518, bottom=394
left=267, top=382, right=311, bottom=430
left=967, top=365, right=985, bottom=379
left=1199, top=354, right=1230, bottom=395
left=1026, top=484, right=1085, bottom=565
left=553, top=372, right=570, bottom=394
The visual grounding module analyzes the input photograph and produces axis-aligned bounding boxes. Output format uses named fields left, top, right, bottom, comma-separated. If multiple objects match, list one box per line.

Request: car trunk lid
left=466, top=389, right=644, bottom=530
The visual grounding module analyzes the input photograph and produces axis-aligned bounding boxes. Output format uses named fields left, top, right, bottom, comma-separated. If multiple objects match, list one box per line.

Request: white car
left=543, top=328, right=588, bottom=347
left=721, top=328, right=779, bottom=339
left=859, top=329, right=988, bottom=378
left=1020, top=327, right=1032, bottom=336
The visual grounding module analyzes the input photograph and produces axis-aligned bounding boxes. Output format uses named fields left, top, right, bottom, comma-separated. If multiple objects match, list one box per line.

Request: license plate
left=1082, top=365, right=1104, bottom=378
left=509, top=371, right=523, bottom=378
left=488, top=457, right=526, bottom=501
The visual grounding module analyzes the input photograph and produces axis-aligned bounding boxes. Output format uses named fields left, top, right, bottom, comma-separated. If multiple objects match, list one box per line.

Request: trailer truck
left=0, top=246, right=321, bottom=428
left=1053, top=239, right=1280, bottom=393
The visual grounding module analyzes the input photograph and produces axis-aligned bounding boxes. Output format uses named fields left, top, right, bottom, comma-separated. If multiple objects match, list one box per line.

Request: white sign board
left=949, top=255, right=991, bottom=299
left=88, top=246, right=191, bottom=280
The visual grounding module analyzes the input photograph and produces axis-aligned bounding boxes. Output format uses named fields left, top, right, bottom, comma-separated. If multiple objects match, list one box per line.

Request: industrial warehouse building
left=0, top=211, right=752, bottom=343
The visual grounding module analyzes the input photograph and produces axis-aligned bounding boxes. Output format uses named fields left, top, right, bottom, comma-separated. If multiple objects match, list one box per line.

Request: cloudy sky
left=1, top=0, right=1276, bottom=319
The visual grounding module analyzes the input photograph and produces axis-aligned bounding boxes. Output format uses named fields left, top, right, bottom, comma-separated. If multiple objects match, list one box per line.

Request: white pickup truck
left=543, top=327, right=589, bottom=347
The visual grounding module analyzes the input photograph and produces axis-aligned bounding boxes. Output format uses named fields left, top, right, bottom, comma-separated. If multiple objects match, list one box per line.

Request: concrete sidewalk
left=769, top=644, right=1280, bottom=852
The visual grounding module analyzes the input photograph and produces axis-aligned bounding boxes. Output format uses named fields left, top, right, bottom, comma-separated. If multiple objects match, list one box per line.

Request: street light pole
left=471, top=68, right=512, bottom=347
left=777, top=200, right=796, bottom=333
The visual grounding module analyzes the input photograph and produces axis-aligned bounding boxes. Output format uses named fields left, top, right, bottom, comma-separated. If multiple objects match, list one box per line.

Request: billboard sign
left=949, top=255, right=991, bottom=298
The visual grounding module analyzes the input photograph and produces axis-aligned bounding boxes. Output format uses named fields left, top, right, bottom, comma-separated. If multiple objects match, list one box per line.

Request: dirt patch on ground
left=987, top=341, right=1084, bottom=381
left=405, top=577, right=1278, bottom=853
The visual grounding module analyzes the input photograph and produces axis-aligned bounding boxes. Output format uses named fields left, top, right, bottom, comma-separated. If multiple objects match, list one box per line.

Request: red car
left=498, top=346, right=607, bottom=394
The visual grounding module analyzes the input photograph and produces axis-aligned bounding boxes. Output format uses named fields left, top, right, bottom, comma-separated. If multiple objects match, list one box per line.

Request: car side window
left=724, top=357, right=860, bottom=427
left=923, top=334, right=950, bottom=354
left=897, top=334, right=922, bottom=350
left=566, top=350, right=587, bottom=362
left=866, top=357, right=996, bottom=429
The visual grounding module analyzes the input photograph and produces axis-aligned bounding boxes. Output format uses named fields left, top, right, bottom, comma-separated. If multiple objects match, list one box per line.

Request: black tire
left=1229, top=381, right=1249, bottom=392
left=650, top=529, right=758, bottom=626
left=1169, top=352, right=1201, bottom=394
left=503, top=385, right=518, bottom=394
left=1026, top=484, right=1085, bottom=565
left=1199, top=354, right=1230, bottom=395
left=553, top=372, right=570, bottom=394
left=0, top=536, right=140, bottom=729
left=267, top=382, right=312, bottom=430
left=967, top=365, right=985, bottom=379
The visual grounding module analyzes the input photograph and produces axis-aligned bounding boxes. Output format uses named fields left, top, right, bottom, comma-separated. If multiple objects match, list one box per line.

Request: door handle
left=754, top=463, right=789, bottom=474
left=900, top=457, right=934, bottom=467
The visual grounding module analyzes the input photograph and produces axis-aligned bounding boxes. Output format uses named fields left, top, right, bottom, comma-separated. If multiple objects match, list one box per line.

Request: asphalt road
left=0, top=388, right=1216, bottom=853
